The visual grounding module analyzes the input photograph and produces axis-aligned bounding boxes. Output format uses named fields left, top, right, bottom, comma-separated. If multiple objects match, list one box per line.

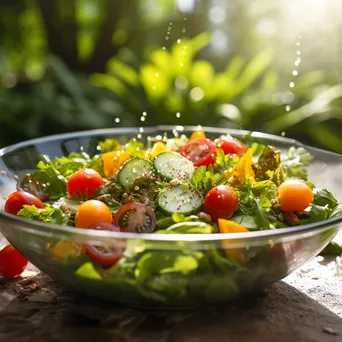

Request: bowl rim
left=1, top=125, right=342, bottom=242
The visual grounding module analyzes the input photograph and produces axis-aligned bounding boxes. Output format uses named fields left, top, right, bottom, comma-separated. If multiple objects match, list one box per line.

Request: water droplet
left=184, top=17, right=187, bottom=20
left=169, top=22, right=173, bottom=26
left=133, top=168, right=137, bottom=173
left=296, top=50, right=301, bottom=55
left=139, top=127, right=144, bottom=133
left=176, top=112, right=181, bottom=118
left=137, top=134, right=142, bottom=139
left=289, top=82, right=295, bottom=88
left=294, top=58, right=301, bottom=66
left=292, top=70, right=299, bottom=76
left=168, top=26, right=172, bottom=30
left=184, top=45, right=188, bottom=50
left=167, top=31, right=171, bottom=35
left=182, top=28, right=186, bottom=33
left=180, top=62, right=184, bottom=67
left=177, top=39, right=182, bottom=44
left=182, top=51, right=186, bottom=55
left=296, top=42, right=301, bottom=46
left=162, top=46, right=166, bottom=50
left=152, top=86, right=156, bottom=90
left=142, top=111, right=147, bottom=116
left=285, top=105, right=291, bottom=112
left=165, top=36, right=169, bottom=40
left=140, top=116, right=146, bottom=122
left=281, top=131, right=286, bottom=136
left=115, top=117, right=120, bottom=123
left=155, top=72, right=159, bottom=77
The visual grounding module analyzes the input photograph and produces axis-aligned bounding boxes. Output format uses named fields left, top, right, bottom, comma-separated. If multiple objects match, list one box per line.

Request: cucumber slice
left=153, top=152, right=194, bottom=180
left=157, top=184, right=203, bottom=215
left=118, top=158, right=153, bottom=190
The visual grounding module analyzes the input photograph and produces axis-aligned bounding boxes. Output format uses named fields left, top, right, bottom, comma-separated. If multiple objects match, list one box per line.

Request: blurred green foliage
left=1, top=0, right=342, bottom=153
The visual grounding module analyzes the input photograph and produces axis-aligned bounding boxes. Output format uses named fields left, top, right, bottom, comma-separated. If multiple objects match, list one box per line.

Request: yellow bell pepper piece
left=218, top=219, right=249, bottom=264
left=102, top=149, right=130, bottom=178
left=49, top=241, right=86, bottom=260
left=224, top=148, right=255, bottom=187
left=150, top=141, right=166, bottom=158
left=190, top=126, right=206, bottom=140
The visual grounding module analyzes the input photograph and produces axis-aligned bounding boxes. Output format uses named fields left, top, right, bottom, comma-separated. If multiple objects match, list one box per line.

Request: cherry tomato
left=75, top=200, right=112, bottom=228
left=67, top=168, right=103, bottom=199
left=204, top=185, right=238, bottom=222
left=216, top=137, right=246, bottom=157
left=0, top=245, right=28, bottom=278
left=278, top=179, right=314, bottom=212
left=179, top=138, right=216, bottom=167
left=113, top=202, right=156, bottom=233
left=86, top=222, right=124, bottom=266
left=4, top=191, right=44, bottom=215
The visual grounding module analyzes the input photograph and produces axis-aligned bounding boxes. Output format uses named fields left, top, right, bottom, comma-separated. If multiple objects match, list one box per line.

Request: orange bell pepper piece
left=102, top=149, right=130, bottom=178
left=190, top=126, right=206, bottom=140
left=218, top=219, right=249, bottom=264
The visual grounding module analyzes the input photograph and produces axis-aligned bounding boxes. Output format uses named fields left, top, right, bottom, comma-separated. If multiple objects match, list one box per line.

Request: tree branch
left=85, top=1, right=123, bottom=74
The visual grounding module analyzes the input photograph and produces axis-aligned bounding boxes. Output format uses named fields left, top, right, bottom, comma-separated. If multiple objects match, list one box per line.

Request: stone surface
left=0, top=255, right=341, bottom=342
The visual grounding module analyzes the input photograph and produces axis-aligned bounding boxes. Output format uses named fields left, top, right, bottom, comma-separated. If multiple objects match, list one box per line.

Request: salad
left=1, top=127, right=340, bottom=304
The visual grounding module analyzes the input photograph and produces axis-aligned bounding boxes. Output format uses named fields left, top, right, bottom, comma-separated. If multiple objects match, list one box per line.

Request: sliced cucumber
left=157, top=184, right=203, bottom=215
left=118, top=158, right=153, bottom=190
left=153, top=152, right=194, bottom=180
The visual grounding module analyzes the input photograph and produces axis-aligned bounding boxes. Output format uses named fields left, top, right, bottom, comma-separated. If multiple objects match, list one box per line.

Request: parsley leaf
left=17, top=204, right=71, bottom=225
left=190, top=165, right=228, bottom=194
left=281, top=147, right=313, bottom=180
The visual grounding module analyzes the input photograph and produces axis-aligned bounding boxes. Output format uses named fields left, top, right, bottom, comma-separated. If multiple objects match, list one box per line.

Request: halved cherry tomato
left=179, top=138, right=216, bottom=167
left=216, top=137, right=246, bottom=157
left=113, top=202, right=156, bottom=233
left=86, top=222, right=123, bottom=266
left=67, top=168, right=103, bottom=199
left=204, top=185, right=238, bottom=222
left=0, top=245, right=28, bottom=278
left=75, top=200, right=113, bottom=228
left=278, top=179, right=314, bottom=212
left=4, top=191, right=44, bottom=215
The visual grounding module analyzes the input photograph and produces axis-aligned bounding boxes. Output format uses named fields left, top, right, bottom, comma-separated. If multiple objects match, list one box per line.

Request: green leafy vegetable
left=76, top=262, right=102, bottom=280
left=313, top=188, right=338, bottom=209
left=127, top=139, right=145, bottom=158
left=214, top=148, right=240, bottom=173
left=321, top=242, right=342, bottom=255
left=253, top=146, right=280, bottom=180
left=98, top=138, right=121, bottom=153
left=190, top=165, right=228, bottom=194
left=17, top=204, right=71, bottom=225
left=281, top=147, right=313, bottom=180
left=33, top=155, right=67, bottom=200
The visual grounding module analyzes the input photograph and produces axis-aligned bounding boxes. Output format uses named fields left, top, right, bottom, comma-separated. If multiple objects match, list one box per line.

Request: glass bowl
left=0, top=126, right=341, bottom=308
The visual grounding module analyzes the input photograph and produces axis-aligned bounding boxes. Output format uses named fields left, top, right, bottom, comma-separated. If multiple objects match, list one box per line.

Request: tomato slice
left=0, top=245, right=28, bottom=278
left=86, top=222, right=123, bottom=266
left=216, top=137, right=246, bottom=157
left=179, top=138, right=216, bottom=167
left=113, top=202, right=156, bottom=233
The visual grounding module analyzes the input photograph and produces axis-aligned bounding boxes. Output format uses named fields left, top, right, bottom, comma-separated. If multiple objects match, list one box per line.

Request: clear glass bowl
left=0, top=126, right=341, bottom=308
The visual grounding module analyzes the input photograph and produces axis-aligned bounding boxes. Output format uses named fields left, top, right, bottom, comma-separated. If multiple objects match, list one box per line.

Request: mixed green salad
left=2, top=127, right=341, bottom=303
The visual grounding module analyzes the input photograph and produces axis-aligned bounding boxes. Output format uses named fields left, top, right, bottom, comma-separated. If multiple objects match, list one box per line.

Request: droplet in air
left=155, top=72, right=159, bottom=77
left=177, top=39, right=182, bottom=44
left=292, top=70, right=299, bottom=76
left=176, top=112, right=181, bottom=118
left=137, top=134, right=142, bottom=139
left=182, top=28, right=187, bottom=33
left=142, top=111, right=147, bottom=116
left=296, top=42, right=301, bottom=46
left=281, top=131, right=286, bottom=136
left=289, top=82, right=295, bottom=88
left=165, top=36, right=169, bottom=40
left=285, top=105, right=291, bottom=112
left=180, top=62, right=184, bottom=67
left=182, top=51, right=186, bottom=55
left=162, top=47, right=166, bottom=50
left=140, top=116, right=146, bottom=122
left=296, top=50, right=301, bottom=55
left=115, top=117, right=120, bottom=123
left=139, top=127, right=144, bottom=133
left=152, top=86, right=156, bottom=90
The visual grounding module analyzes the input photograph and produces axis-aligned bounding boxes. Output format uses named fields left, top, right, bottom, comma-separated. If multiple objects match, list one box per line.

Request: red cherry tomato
left=204, top=185, right=238, bottom=222
left=179, top=138, right=216, bottom=167
left=86, top=223, right=124, bottom=266
left=67, top=168, right=103, bottom=199
left=4, top=191, right=44, bottom=215
left=216, top=137, right=246, bottom=157
left=0, top=245, right=28, bottom=278
left=113, top=202, right=156, bottom=233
